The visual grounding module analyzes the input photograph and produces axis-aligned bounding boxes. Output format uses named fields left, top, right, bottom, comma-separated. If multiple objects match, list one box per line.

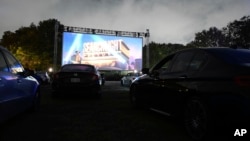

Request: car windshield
left=61, top=65, right=94, bottom=72
left=208, top=48, right=250, bottom=66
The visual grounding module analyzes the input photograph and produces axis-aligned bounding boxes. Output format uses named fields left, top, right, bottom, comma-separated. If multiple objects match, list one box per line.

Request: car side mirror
left=21, top=68, right=34, bottom=77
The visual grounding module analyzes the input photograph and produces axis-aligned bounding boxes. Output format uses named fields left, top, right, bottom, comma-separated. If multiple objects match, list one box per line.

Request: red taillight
left=234, top=76, right=250, bottom=87
left=91, top=74, right=99, bottom=81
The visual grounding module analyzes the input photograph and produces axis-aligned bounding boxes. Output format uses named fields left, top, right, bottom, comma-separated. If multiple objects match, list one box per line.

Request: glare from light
left=48, top=67, right=53, bottom=72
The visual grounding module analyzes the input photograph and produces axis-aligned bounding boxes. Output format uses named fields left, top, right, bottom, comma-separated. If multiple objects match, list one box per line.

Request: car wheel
left=184, top=97, right=212, bottom=141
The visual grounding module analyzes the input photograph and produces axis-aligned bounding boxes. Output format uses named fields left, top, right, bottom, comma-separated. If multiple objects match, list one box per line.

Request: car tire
left=184, top=97, right=213, bottom=141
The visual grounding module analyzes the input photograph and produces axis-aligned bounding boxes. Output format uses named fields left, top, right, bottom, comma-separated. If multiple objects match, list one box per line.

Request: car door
left=155, top=50, right=196, bottom=115
left=146, top=54, right=176, bottom=110
left=1, top=49, right=32, bottom=113
left=0, top=50, right=22, bottom=121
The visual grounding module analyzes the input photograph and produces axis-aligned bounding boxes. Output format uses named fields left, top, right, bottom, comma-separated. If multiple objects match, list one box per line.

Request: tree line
left=0, top=16, right=249, bottom=70
left=143, top=15, right=250, bottom=68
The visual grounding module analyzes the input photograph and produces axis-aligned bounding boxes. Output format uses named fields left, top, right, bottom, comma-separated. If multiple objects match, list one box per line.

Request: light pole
left=53, top=21, right=59, bottom=73
left=146, top=29, right=150, bottom=68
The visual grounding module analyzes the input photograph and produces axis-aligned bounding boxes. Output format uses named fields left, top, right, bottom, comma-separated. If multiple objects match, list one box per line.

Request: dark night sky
left=1, top=0, right=249, bottom=44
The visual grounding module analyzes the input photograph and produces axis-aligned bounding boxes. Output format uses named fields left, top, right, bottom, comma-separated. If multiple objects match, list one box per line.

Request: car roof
left=179, top=47, right=250, bottom=65
left=199, top=47, right=250, bottom=51
left=175, top=47, right=250, bottom=55
left=177, top=46, right=248, bottom=52
left=62, top=64, right=95, bottom=67
left=60, top=64, right=97, bottom=71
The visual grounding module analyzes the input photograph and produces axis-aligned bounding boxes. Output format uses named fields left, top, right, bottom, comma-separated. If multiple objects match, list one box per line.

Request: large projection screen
left=62, top=32, right=143, bottom=71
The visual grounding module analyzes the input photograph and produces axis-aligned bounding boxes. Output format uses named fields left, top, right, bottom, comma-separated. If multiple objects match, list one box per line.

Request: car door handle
left=0, top=78, right=3, bottom=87
left=178, top=75, right=187, bottom=79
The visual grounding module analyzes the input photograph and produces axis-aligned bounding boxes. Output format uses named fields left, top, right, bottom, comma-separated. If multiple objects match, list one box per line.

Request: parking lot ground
left=0, top=81, right=193, bottom=141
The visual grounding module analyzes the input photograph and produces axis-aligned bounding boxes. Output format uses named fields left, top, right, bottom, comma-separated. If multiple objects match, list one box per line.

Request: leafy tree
left=223, top=15, right=250, bottom=48
left=0, top=19, right=63, bottom=71
left=1, top=23, right=40, bottom=69
left=187, top=27, right=227, bottom=48
left=143, top=42, right=185, bottom=68
left=188, top=15, right=250, bottom=48
left=36, top=19, right=63, bottom=71
left=1, top=31, right=20, bottom=53
left=14, top=47, right=40, bottom=69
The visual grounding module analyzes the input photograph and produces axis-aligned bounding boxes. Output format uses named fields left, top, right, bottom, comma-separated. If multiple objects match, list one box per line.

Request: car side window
left=0, top=51, right=9, bottom=72
left=2, top=50, right=24, bottom=74
left=170, top=51, right=194, bottom=72
left=188, top=52, right=207, bottom=71
left=153, top=55, right=175, bottom=75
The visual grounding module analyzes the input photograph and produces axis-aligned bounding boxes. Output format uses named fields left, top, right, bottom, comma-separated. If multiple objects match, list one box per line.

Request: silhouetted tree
left=223, top=15, right=250, bottom=48
left=0, top=19, right=63, bottom=71
left=143, top=42, right=185, bottom=68
left=188, top=27, right=227, bottom=48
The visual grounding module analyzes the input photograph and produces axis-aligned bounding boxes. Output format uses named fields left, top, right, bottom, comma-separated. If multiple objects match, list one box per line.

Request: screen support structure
left=145, top=29, right=150, bottom=68
left=53, top=21, right=59, bottom=73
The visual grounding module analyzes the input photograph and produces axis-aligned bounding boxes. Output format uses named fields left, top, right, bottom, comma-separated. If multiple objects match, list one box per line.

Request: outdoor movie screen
left=62, top=32, right=143, bottom=71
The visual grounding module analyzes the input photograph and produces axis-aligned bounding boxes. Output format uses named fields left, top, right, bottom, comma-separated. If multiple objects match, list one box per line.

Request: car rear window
left=61, top=65, right=94, bottom=72
left=208, top=48, right=250, bottom=66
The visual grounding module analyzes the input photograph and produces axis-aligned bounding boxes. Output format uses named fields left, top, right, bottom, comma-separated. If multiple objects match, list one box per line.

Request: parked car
left=36, top=71, right=51, bottom=84
left=100, top=73, right=105, bottom=86
left=24, top=68, right=43, bottom=84
left=0, top=46, right=40, bottom=123
left=121, top=72, right=141, bottom=86
left=129, top=47, right=250, bottom=140
left=51, top=64, right=102, bottom=98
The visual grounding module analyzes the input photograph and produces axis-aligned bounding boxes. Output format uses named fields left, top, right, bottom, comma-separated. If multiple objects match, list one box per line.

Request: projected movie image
left=62, top=32, right=143, bottom=71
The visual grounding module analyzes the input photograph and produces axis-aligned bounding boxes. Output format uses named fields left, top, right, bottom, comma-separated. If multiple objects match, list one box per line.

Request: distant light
left=48, top=67, right=53, bottom=72
left=134, top=70, right=138, bottom=73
